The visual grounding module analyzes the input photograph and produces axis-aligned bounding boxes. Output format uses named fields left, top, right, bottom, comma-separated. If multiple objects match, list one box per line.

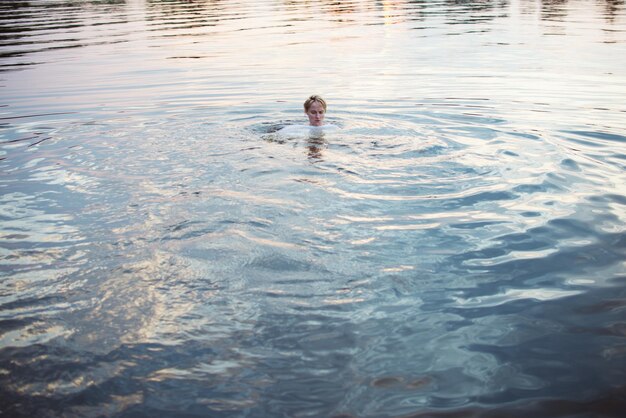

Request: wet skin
left=306, top=101, right=325, bottom=126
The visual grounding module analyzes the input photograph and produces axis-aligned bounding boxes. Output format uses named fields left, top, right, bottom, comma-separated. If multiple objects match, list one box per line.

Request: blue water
left=1, top=1, right=626, bottom=417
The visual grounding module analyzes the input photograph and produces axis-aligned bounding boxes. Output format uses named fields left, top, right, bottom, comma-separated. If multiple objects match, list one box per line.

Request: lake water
left=1, top=0, right=626, bottom=416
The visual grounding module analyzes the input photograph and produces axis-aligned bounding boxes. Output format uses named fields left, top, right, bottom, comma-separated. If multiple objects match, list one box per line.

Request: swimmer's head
left=304, top=95, right=326, bottom=126
left=304, top=95, right=327, bottom=113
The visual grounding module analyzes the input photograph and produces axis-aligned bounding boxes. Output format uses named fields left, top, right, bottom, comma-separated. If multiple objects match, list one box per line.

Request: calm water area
left=1, top=0, right=626, bottom=416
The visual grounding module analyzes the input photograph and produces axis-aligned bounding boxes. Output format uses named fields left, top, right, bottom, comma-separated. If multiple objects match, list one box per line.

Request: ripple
left=453, top=288, right=582, bottom=308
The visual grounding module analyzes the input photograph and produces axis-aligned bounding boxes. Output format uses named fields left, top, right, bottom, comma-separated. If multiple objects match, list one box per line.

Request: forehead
left=308, top=101, right=325, bottom=111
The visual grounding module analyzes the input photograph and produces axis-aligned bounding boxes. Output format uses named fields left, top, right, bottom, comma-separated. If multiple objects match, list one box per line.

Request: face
left=306, top=101, right=325, bottom=126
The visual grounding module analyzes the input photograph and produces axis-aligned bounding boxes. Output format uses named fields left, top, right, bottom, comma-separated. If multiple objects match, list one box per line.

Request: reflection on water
left=2, top=0, right=626, bottom=417
left=2, top=0, right=625, bottom=72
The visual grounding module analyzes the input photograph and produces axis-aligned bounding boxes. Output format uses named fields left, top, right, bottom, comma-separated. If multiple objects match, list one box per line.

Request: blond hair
left=304, top=95, right=327, bottom=112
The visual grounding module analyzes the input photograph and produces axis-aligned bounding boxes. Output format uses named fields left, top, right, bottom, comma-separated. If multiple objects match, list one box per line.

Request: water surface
left=1, top=0, right=626, bottom=417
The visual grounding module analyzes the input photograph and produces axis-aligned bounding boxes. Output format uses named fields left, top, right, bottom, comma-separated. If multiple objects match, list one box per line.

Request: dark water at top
left=1, top=0, right=626, bottom=417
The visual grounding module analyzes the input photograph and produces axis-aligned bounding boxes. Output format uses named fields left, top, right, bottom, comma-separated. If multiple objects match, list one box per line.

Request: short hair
left=304, top=95, right=327, bottom=112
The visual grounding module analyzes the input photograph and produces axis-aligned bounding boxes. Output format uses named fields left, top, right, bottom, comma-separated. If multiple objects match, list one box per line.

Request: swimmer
left=274, top=96, right=336, bottom=138
left=304, top=95, right=326, bottom=126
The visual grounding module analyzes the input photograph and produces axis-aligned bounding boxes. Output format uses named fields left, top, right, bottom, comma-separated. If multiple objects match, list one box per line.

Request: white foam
left=276, top=124, right=339, bottom=138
